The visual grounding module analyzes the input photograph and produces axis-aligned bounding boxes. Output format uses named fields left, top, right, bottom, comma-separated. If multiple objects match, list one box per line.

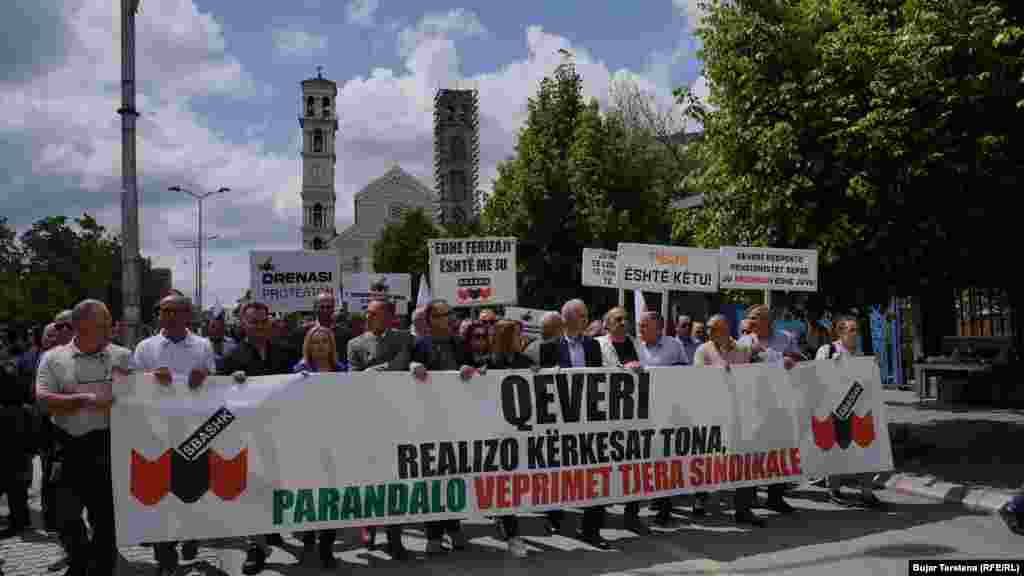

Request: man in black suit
left=537, top=299, right=610, bottom=549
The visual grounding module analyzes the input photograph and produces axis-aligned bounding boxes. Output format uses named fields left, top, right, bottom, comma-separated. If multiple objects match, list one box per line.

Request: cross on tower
left=316, top=66, right=323, bottom=79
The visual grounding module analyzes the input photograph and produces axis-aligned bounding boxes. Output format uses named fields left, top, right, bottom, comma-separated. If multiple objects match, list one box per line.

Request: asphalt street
left=3, top=457, right=1021, bottom=576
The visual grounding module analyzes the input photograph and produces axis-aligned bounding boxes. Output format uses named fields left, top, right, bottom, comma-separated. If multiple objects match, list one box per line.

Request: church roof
left=354, top=165, right=437, bottom=203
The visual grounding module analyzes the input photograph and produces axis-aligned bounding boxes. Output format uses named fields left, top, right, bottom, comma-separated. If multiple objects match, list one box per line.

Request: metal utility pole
left=119, top=0, right=142, bottom=347
left=172, top=235, right=218, bottom=308
left=168, top=186, right=230, bottom=311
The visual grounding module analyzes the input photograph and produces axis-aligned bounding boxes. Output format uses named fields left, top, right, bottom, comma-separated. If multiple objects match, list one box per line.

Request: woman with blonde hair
left=291, top=325, right=346, bottom=568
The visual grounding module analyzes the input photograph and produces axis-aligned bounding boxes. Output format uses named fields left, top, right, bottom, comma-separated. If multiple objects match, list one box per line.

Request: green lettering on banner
left=363, top=485, right=387, bottom=519
left=431, top=479, right=446, bottom=513
left=388, top=484, right=409, bottom=516
left=273, top=490, right=295, bottom=526
left=409, top=481, right=429, bottom=515
left=294, top=489, right=316, bottom=523
left=318, top=488, right=340, bottom=521
left=341, top=487, right=362, bottom=520
left=447, top=478, right=467, bottom=512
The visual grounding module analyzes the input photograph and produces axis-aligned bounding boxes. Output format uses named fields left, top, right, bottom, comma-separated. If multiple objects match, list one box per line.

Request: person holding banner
left=815, top=316, right=884, bottom=509
left=595, top=307, right=642, bottom=371
left=35, top=300, right=133, bottom=576
left=538, top=299, right=611, bottom=549
left=291, top=325, right=346, bottom=568
left=347, top=298, right=414, bottom=560
left=738, top=305, right=801, bottom=517
left=133, top=293, right=216, bottom=575
left=222, top=301, right=295, bottom=575
left=694, top=314, right=766, bottom=526
left=410, top=299, right=476, bottom=554
left=485, top=319, right=535, bottom=557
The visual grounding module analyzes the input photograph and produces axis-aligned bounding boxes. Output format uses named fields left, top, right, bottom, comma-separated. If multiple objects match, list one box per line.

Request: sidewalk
left=880, top=388, right=1023, bottom=512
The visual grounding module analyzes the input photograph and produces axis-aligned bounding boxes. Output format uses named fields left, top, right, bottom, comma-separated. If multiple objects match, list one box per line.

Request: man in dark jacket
left=537, top=299, right=610, bottom=549
left=410, top=299, right=477, bottom=555
left=222, top=301, right=294, bottom=575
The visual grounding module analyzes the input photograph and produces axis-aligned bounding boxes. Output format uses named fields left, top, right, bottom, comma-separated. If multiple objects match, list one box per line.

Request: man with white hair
left=36, top=299, right=133, bottom=576
left=537, top=299, right=611, bottom=549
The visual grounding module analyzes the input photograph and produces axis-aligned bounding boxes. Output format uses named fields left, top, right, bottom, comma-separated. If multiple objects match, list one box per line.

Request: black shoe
left=766, top=498, right=797, bottom=515
left=319, top=543, right=336, bottom=569
left=577, top=531, right=610, bottom=549
left=154, top=545, right=178, bottom=573
left=829, top=490, right=849, bottom=506
left=691, top=503, right=707, bottom=517
left=654, top=508, right=674, bottom=527
left=859, top=493, right=885, bottom=509
left=180, top=540, right=198, bottom=561
left=544, top=517, right=561, bottom=536
left=302, top=535, right=316, bottom=565
left=265, top=533, right=284, bottom=546
left=734, top=510, right=765, bottom=527
left=624, top=515, right=650, bottom=535
left=241, top=545, right=267, bottom=575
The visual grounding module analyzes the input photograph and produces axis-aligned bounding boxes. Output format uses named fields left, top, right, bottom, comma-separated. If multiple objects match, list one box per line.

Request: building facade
left=330, top=165, right=437, bottom=273
left=299, top=70, right=339, bottom=250
left=433, top=89, right=479, bottom=227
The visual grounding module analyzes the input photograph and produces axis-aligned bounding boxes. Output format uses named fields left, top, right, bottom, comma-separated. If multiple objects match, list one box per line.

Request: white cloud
left=0, top=2, right=696, bottom=309
left=272, top=28, right=328, bottom=58
left=397, top=8, right=488, bottom=58
left=673, top=0, right=708, bottom=31
left=345, top=0, right=379, bottom=27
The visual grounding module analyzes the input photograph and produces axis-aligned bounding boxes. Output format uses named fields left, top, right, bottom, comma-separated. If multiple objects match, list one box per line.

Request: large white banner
left=112, top=358, right=890, bottom=544
left=429, top=237, right=517, bottom=307
left=719, top=247, right=819, bottom=292
left=341, top=273, right=412, bottom=312
left=617, top=243, right=719, bottom=293
left=582, top=248, right=619, bottom=288
left=250, top=251, right=340, bottom=314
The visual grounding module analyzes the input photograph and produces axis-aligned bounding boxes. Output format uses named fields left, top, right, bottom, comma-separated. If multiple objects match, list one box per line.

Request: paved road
left=3, top=462, right=1021, bottom=576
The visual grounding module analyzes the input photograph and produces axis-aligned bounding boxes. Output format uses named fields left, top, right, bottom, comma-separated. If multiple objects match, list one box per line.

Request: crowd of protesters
left=2, top=289, right=891, bottom=575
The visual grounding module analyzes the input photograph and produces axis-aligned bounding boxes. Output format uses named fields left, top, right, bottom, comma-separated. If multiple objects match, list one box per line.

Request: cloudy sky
left=1, top=0, right=708, bottom=310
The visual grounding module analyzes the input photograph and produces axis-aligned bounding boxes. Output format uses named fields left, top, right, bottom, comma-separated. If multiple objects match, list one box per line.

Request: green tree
left=676, top=0, right=1023, bottom=307
left=482, top=61, right=680, bottom=310
left=373, top=207, right=442, bottom=297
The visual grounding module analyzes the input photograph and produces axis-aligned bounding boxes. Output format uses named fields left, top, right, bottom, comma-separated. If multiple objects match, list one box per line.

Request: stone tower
left=433, top=88, right=479, bottom=227
left=300, top=68, right=338, bottom=250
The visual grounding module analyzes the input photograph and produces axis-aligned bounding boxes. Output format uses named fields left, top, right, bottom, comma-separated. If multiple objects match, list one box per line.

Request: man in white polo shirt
left=35, top=299, right=133, bottom=576
left=134, top=293, right=216, bottom=575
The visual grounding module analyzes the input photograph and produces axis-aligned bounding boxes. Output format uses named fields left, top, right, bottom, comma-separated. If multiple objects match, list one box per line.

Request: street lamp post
left=172, top=235, right=219, bottom=308
left=169, top=186, right=230, bottom=311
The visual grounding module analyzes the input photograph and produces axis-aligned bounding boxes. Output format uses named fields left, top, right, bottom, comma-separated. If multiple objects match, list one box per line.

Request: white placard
left=429, top=237, right=517, bottom=307
left=616, top=243, right=719, bottom=293
left=342, top=273, right=412, bottom=312
left=504, top=306, right=557, bottom=339
left=582, top=248, right=619, bottom=288
left=719, top=247, right=819, bottom=292
left=250, top=251, right=340, bottom=314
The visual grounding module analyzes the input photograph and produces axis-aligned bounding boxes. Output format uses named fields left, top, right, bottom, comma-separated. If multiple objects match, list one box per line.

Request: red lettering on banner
left=513, top=475, right=530, bottom=506
left=766, top=451, right=781, bottom=478
left=654, top=461, right=669, bottom=491
left=789, top=448, right=802, bottom=474
left=689, top=458, right=703, bottom=487
left=474, top=477, right=495, bottom=510
left=618, top=464, right=633, bottom=495
left=496, top=476, right=511, bottom=508
left=713, top=454, right=728, bottom=484
left=671, top=459, right=686, bottom=489
left=562, top=470, right=586, bottom=503
left=531, top=473, right=549, bottom=505
left=729, top=454, right=742, bottom=482
left=780, top=449, right=793, bottom=476
left=642, top=463, right=655, bottom=493
left=586, top=470, right=600, bottom=499
left=598, top=467, right=611, bottom=497
left=752, top=453, right=766, bottom=480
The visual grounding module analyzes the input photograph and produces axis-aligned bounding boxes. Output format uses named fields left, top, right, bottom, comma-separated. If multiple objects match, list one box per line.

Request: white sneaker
left=508, top=537, right=528, bottom=558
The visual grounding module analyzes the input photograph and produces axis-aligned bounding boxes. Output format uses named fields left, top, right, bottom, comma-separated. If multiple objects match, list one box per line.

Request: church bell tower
left=300, top=67, right=338, bottom=250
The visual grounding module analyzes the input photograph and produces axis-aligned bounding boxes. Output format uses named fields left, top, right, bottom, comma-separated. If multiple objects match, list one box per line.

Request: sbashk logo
left=811, top=380, right=876, bottom=450
left=130, top=406, right=247, bottom=506
left=258, top=257, right=275, bottom=272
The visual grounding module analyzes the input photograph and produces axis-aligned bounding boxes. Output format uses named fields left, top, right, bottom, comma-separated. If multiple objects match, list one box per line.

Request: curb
left=881, top=473, right=1016, bottom=513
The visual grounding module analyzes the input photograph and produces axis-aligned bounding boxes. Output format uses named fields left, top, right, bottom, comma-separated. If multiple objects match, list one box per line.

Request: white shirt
left=133, top=330, right=217, bottom=385
left=35, top=340, right=133, bottom=436
left=638, top=336, right=688, bottom=366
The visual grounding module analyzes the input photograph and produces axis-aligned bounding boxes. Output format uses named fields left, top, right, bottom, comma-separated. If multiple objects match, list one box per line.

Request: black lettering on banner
left=499, top=438, right=518, bottom=470
left=556, top=373, right=585, bottom=423
left=586, top=373, right=607, bottom=421
left=397, top=444, right=418, bottom=479
left=420, top=443, right=436, bottom=477
left=527, top=435, right=546, bottom=469
left=483, top=439, right=501, bottom=472
left=534, top=374, right=557, bottom=425
left=501, top=375, right=533, bottom=431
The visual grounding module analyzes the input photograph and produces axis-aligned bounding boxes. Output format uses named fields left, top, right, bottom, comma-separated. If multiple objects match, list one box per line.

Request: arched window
left=313, top=203, right=324, bottom=228
left=321, top=96, right=331, bottom=118
left=313, top=237, right=324, bottom=250
left=313, top=129, right=323, bottom=153
left=450, top=171, right=467, bottom=202
left=451, top=134, right=465, bottom=164
left=306, top=96, right=315, bottom=117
